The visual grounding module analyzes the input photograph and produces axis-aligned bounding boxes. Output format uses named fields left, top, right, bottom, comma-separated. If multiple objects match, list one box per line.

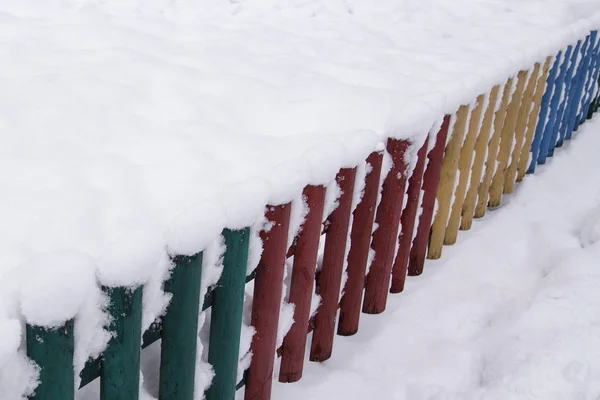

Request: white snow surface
left=1, top=0, right=600, bottom=398
left=268, top=116, right=600, bottom=400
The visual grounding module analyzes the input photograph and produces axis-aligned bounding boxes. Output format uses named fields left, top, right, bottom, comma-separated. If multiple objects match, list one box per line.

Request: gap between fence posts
left=427, top=104, right=470, bottom=259
left=311, top=168, right=357, bottom=361
left=279, top=185, right=326, bottom=383
left=362, top=139, right=410, bottom=314
left=206, top=228, right=250, bottom=400
left=245, top=204, right=291, bottom=400
left=408, top=115, right=451, bottom=276
left=338, top=152, right=383, bottom=336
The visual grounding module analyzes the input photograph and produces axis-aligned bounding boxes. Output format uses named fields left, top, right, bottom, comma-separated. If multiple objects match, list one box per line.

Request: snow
left=0, top=0, right=600, bottom=398
left=269, top=116, right=600, bottom=400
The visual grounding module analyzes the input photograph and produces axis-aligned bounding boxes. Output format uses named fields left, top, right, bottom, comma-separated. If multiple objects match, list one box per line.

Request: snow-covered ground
left=269, top=117, right=600, bottom=400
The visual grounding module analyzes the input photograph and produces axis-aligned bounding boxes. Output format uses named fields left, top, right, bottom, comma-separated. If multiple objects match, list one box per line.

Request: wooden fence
left=26, top=29, right=600, bottom=400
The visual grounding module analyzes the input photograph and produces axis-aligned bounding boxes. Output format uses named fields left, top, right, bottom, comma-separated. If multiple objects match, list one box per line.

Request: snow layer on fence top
left=1, top=0, right=600, bottom=396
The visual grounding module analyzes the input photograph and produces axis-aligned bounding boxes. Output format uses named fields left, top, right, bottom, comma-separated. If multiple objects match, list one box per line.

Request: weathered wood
left=101, top=286, right=143, bottom=400
left=408, top=116, right=451, bottom=276
left=207, top=228, right=250, bottom=400
left=363, top=139, right=410, bottom=314
left=279, top=185, right=326, bottom=383
left=517, top=57, right=553, bottom=182
left=311, top=168, right=356, bottom=361
left=390, top=136, right=428, bottom=293
left=474, top=78, right=513, bottom=217
left=444, top=94, right=485, bottom=245
left=159, top=253, right=203, bottom=400
left=504, top=64, right=541, bottom=194
left=427, top=105, right=469, bottom=259
left=245, top=204, right=291, bottom=400
left=488, top=70, right=528, bottom=208
left=338, top=152, right=383, bottom=336
left=528, top=53, right=561, bottom=174
left=460, top=85, right=500, bottom=230
left=27, top=321, right=75, bottom=400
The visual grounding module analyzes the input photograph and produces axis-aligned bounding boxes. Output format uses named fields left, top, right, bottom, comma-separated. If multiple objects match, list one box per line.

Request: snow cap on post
left=19, top=251, right=96, bottom=327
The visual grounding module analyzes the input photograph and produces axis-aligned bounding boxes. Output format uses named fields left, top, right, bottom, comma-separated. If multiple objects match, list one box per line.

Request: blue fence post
left=567, top=33, right=595, bottom=139
left=538, top=45, right=572, bottom=165
left=554, top=41, right=580, bottom=149
left=528, top=52, right=561, bottom=173
left=582, top=31, right=600, bottom=122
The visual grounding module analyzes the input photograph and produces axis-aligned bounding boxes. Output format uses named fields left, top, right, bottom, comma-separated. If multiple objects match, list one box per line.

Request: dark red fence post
left=362, top=138, right=410, bottom=314
left=337, top=152, right=384, bottom=336
left=279, top=185, right=326, bottom=383
left=310, top=168, right=357, bottom=362
left=245, top=204, right=292, bottom=400
left=408, top=116, right=451, bottom=276
left=390, top=135, right=429, bottom=293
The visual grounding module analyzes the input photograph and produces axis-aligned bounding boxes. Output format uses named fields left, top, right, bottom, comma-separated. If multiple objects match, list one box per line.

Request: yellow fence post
left=460, top=85, right=500, bottom=230
left=427, top=104, right=470, bottom=260
left=504, top=64, right=540, bottom=194
left=474, top=78, right=513, bottom=218
left=444, top=94, right=485, bottom=245
left=488, top=70, right=528, bottom=208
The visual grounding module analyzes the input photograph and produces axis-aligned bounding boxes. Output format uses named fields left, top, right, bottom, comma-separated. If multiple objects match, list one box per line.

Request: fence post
left=311, top=168, right=356, bottom=361
left=408, top=116, right=451, bottom=276
left=445, top=94, right=485, bottom=244
left=390, top=136, right=428, bottom=293
left=338, top=152, right=383, bottom=336
left=461, top=85, right=500, bottom=230
left=427, top=105, right=469, bottom=259
left=363, top=139, right=410, bottom=314
left=207, top=228, right=250, bottom=400
left=488, top=70, right=528, bottom=207
left=475, top=78, right=513, bottom=216
left=26, top=321, right=75, bottom=400
left=504, top=64, right=541, bottom=193
left=101, top=286, right=143, bottom=400
left=582, top=32, right=600, bottom=122
left=538, top=46, right=572, bottom=165
left=567, top=33, right=596, bottom=138
left=555, top=41, right=582, bottom=149
left=279, top=185, right=326, bottom=383
left=159, top=253, right=204, bottom=400
left=245, top=204, right=291, bottom=400
left=528, top=53, right=561, bottom=174
left=517, top=57, right=552, bottom=182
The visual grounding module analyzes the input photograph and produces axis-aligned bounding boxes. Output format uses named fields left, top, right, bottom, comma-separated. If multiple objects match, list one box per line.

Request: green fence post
left=206, top=228, right=250, bottom=400
left=26, top=321, right=75, bottom=400
left=159, top=253, right=204, bottom=400
left=100, top=286, right=143, bottom=400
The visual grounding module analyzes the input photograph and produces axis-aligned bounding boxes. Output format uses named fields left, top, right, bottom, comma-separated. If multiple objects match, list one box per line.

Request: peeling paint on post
left=246, top=204, right=291, bottom=400
left=279, top=185, right=326, bottom=383
left=101, top=286, right=143, bottom=400
left=408, top=116, right=451, bottom=276
left=159, top=253, right=203, bottom=400
left=363, top=139, right=410, bottom=314
left=27, top=321, right=75, bottom=400
left=311, top=168, right=356, bottom=361
left=338, top=152, right=383, bottom=336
